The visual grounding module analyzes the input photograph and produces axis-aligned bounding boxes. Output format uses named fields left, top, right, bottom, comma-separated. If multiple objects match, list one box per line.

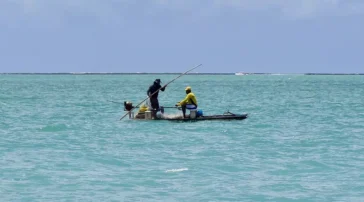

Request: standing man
left=147, top=79, right=166, bottom=117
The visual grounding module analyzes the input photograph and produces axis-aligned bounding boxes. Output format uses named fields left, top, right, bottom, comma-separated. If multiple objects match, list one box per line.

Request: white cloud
left=1, top=0, right=116, bottom=18
left=1, top=0, right=363, bottom=21
left=213, top=0, right=364, bottom=18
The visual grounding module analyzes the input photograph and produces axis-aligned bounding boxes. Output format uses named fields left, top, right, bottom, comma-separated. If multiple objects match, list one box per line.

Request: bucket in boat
left=145, top=111, right=152, bottom=120
left=197, top=109, right=203, bottom=117
left=190, top=110, right=197, bottom=119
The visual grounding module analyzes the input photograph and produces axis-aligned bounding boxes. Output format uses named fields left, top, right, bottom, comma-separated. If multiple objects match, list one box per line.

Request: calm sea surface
left=1, top=74, right=364, bottom=201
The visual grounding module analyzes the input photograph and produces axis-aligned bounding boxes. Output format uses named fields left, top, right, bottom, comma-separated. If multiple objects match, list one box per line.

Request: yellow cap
left=185, top=86, right=191, bottom=91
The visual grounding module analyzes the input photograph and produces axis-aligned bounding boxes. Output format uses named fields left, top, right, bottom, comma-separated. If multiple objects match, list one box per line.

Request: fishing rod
left=119, top=64, right=202, bottom=120
left=108, top=100, right=177, bottom=109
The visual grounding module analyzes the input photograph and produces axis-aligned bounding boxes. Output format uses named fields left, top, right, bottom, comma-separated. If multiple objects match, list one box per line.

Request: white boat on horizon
left=235, top=72, right=248, bottom=76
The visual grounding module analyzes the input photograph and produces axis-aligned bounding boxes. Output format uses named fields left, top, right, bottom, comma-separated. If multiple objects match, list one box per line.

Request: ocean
left=1, top=74, right=364, bottom=201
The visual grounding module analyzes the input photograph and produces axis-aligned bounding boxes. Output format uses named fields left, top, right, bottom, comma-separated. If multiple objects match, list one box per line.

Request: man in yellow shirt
left=175, top=86, right=198, bottom=118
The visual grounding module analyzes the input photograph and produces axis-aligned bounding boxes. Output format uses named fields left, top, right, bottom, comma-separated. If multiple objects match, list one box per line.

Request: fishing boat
left=131, top=111, right=247, bottom=121
left=124, top=101, right=248, bottom=122
left=119, top=64, right=249, bottom=122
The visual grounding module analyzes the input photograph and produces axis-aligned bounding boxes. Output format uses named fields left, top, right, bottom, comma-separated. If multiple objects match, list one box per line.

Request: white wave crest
left=165, top=168, right=189, bottom=173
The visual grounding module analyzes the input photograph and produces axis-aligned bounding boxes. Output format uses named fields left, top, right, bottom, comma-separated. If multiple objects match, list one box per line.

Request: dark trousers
left=181, top=105, right=187, bottom=118
left=150, top=98, right=159, bottom=110
left=150, top=98, right=159, bottom=118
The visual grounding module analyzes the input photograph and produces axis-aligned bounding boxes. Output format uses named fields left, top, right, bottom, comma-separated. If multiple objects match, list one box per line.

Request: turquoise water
left=1, top=74, right=364, bottom=201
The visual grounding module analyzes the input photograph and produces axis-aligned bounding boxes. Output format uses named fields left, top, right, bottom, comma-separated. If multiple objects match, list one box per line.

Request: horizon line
left=1, top=72, right=364, bottom=75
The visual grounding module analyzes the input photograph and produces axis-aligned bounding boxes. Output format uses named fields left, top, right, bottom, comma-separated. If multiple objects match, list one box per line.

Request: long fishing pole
left=108, top=100, right=177, bottom=109
left=108, top=99, right=177, bottom=109
left=119, top=64, right=202, bottom=120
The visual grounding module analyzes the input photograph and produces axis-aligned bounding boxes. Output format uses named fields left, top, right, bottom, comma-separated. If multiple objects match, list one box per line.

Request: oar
left=119, top=64, right=202, bottom=120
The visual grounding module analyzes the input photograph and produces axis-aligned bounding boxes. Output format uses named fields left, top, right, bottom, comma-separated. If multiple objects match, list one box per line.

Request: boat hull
left=162, top=114, right=248, bottom=121
left=132, top=112, right=248, bottom=121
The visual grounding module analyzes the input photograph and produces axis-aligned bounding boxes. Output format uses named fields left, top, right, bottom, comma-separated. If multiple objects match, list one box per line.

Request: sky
left=0, top=0, right=363, bottom=73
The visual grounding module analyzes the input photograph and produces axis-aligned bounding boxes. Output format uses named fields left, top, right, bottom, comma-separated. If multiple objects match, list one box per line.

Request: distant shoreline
left=0, top=73, right=363, bottom=75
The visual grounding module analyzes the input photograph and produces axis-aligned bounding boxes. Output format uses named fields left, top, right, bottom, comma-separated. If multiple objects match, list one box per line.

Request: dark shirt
left=147, top=83, right=165, bottom=98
